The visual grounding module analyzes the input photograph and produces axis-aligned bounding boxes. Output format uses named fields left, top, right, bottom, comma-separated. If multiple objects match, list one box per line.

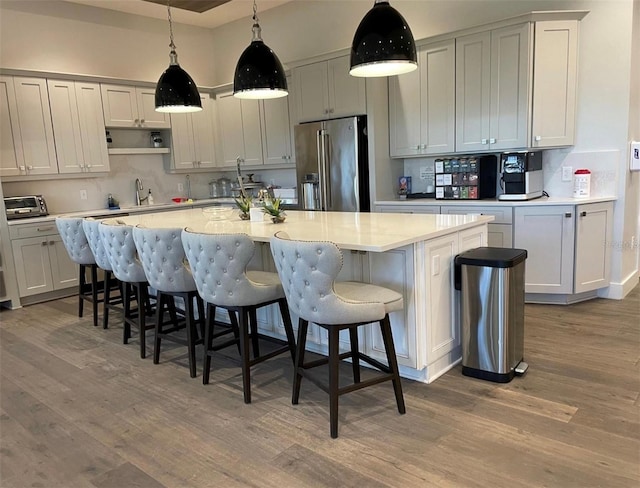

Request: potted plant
left=234, top=193, right=253, bottom=220
left=262, top=197, right=287, bottom=223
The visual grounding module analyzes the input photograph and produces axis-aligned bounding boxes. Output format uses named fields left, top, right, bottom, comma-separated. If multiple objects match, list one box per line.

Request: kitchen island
left=117, top=209, right=494, bottom=383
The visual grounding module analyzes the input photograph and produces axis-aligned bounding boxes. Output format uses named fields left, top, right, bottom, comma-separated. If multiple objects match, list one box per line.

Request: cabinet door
left=11, top=236, right=54, bottom=297
left=192, top=95, right=216, bottom=167
left=170, top=112, right=197, bottom=169
left=531, top=20, right=578, bottom=148
left=13, top=77, right=57, bottom=175
left=389, top=60, right=422, bottom=157
left=421, top=39, right=456, bottom=154
left=293, top=61, right=330, bottom=122
left=489, top=23, right=531, bottom=151
left=327, top=55, right=366, bottom=118
left=514, top=206, right=574, bottom=294
left=240, top=99, right=263, bottom=165
left=76, top=83, right=110, bottom=172
left=261, top=96, right=292, bottom=165
left=217, top=91, right=246, bottom=165
left=574, top=202, right=613, bottom=293
left=47, top=80, right=84, bottom=173
left=136, top=87, right=171, bottom=128
left=455, top=32, right=491, bottom=152
left=49, top=236, right=79, bottom=290
left=100, top=84, right=138, bottom=127
left=0, top=76, right=25, bottom=177
left=488, top=223, right=513, bottom=248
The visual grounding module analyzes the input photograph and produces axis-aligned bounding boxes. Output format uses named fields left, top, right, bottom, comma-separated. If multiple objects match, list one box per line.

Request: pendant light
left=233, top=0, right=287, bottom=99
left=350, top=0, right=417, bottom=77
left=155, top=1, right=202, bottom=113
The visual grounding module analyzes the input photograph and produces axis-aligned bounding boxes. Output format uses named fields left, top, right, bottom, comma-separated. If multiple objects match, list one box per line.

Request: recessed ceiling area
left=63, top=0, right=295, bottom=29
left=140, top=0, right=232, bottom=14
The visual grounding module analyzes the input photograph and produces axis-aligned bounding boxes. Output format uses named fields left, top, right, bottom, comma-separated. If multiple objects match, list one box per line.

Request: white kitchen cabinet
left=574, top=202, right=613, bottom=293
left=0, top=77, right=58, bottom=176
left=440, top=204, right=514, bottom=248
left=293, top=55, right=366, bottom=123
left=389, top=39, right=455, bottom=157
left=531, top=20, right=579, bottom=148
left=100, top=84, right=171, bottom=128
left=48, top=80, right=110, bottom=174
left=11, top=231, right=77, bottom=298
left=375, top=204, right=441, bottom=214
left=261, top=95, right=293, bottom=165
left=0, top=76, right=23, bottom=177
left=456, top=23, right=531, bottom=152
left=169, top=94, right=216, bottom=170
left=216, top=90, right=263, bottom=166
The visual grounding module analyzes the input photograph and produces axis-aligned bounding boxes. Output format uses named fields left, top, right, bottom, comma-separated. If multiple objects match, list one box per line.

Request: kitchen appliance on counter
left=295, top=116, right=369, bottom=212
left=4, top=195, right=49, bottom=220
left=498, top=151, right=543, bottom=201
left=435, top=155, right=497, bottom=200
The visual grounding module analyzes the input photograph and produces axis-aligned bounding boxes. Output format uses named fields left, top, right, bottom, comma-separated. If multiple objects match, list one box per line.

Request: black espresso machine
left=498, top=151, right=543, bottom=201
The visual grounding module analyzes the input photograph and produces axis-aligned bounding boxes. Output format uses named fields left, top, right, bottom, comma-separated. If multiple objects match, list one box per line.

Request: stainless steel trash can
left=454, top=247, right=528, bottom=383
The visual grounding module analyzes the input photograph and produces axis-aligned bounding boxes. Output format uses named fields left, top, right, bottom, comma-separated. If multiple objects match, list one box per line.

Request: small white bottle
left=147, top=189, right=154, bottom=205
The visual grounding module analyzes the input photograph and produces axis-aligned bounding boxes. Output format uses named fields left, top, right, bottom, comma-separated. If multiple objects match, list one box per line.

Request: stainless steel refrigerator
left=294, top=116, right=370, bottom=212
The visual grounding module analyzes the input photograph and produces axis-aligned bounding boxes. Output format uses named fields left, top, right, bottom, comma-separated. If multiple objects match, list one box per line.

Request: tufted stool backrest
left=99, top=219, right=147, bottom=283
left=269, top=231, right=385, bottom=325
left=82, top=218, right=112, bottom=271
left=132, top=226, right=196, bottom=293
left=182, top=229, right=279, bottom=307
left=55, top=217, right=95, bottom=265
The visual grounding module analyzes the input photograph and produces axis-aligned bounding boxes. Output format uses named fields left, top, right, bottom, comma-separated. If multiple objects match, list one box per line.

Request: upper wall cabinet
left=293, top=55, right=366, bottom=123
left=389, top=39, right=455, bottom=157
left=530, top=20, right=579, bottom=148
left=47, top=80, right=109, bottom=174
left=100, top=84, right=170, bottom=129
left=0, top=76, right=57, bottom=177
left=169, top=94, right=217, bottom=171
left=456, top=23, right=532, bottom=152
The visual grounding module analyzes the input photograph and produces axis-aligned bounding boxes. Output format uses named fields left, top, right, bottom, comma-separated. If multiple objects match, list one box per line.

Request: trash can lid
left=454, top=247, right=527, bottom=268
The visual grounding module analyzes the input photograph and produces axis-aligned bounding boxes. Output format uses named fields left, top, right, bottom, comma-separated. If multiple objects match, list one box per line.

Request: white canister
left=573, top=169, right=591, bottom=198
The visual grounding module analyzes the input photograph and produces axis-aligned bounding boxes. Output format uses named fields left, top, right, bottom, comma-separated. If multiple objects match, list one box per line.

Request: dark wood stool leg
left=292, top=318, right=309, bottom=405
left=380, top=315, right=406, bottom=415
left=349, top=327, right=361, bottom=384
left=153, top=292, right=166, bottom=365
left=196, top=295, right=206, bottom=341
left=78, top=264, right=86, bottom=318
left=123, top=283, right=132, bottom=344
left=90, top=265, right=99, bottom=327
left=249, top=308, right=260, bottom=359
left=202, top=303, right=216, bottom=385
left=238, top=307, right=252, bottom=404
left=184, top=293, right=197, bottom=378
left=138, top=284, right=148, bottom=359
left=103, top=271, right=111, bottom=329
left=278, top=298, right=296, bottom=362
left=328, top=326, right=340, bottom=439
left=228, top=310, right=241, bottom=355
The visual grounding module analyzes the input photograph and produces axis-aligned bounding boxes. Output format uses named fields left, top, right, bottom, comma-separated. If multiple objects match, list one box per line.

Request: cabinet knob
left=565, top=212, right=572, bottom=218
left=535, top=135, right=542, bottom=141
left=140, top=119, right=145, bottom=124
left=580, top=211, right=587, bottom=217
left=19, top=165, right=26, bottom=172
left=134, top=119, right=139, bottom=124
left=41, top=241, right=48, bottom=246
left=324, top=109, right=329, bottom=114
left=489, top=138, right=496, bottom=144
left=49, top=240, right=55, bottom=246
left=415, top=145, right=420, bottom=150
left=481, top=139, right=488, bottom=145
left=329, top=108, right=334, bottom=114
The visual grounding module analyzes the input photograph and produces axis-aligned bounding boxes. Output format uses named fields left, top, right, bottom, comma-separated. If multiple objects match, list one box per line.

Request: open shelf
left=108, top=147, right=170, bottom=155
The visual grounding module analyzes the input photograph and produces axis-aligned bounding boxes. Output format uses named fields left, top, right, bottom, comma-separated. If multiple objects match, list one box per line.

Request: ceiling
left=63, top=0, right=295, bottom=29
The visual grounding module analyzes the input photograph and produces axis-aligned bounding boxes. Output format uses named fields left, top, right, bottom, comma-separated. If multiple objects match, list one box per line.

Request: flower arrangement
left=234, top=193, right=253, bottom=220
left=262, top=197, right=287, bottom=223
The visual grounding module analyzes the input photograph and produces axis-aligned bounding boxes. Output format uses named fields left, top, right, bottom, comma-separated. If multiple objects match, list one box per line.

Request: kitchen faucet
left=135, top=178, right=147, bottom=206
left=185, top=174, right=191, bottom=200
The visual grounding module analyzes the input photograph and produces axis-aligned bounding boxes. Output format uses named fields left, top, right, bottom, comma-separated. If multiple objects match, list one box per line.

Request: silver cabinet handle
left=41, top=241, right=48, bottom=246
left=37, top=227, right=53, bottom=232
left=481, top=139, right=488, bottom=145
left=535, top=135, right=542, bottom=141
left=565, top=212, right=572, bottom=218
left=580, top=211, right=587, bottom=217
left=490, top=138, right=496, bottom=144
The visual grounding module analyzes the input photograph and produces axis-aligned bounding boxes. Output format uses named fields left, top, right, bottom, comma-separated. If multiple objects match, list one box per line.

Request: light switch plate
left=562, top=166, right=573, bottom=182
left=630, top=141, right=640, bottom=171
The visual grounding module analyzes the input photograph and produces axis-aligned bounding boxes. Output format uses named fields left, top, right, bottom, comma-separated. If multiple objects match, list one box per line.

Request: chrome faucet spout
left=135, top=178, right=147, bottom=205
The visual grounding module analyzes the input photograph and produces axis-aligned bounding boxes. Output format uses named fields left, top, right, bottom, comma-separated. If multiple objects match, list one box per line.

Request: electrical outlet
left=178, top=183, right=184, bottom=192
left=80, top=189, right=87, bottom=200
left=432, top=255, right=440, bottom=276
left=562, top=166, right=573, bottom=182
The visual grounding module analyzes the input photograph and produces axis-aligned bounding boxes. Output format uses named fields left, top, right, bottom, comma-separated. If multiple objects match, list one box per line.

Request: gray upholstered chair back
left=82, top=218, right=112, bottom=271
left=269, top=231, right=386, bottom=325
left=99, top=219, right=147, bottom=283
left=132, top=226, right=196, bottom=293
left=181, top=230, right=277, bottom=307
left=55, top=217, right=95, bottom=265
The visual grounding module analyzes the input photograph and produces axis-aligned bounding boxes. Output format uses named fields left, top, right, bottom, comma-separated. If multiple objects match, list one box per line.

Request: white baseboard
left=598, top=270, right=640, bottom=300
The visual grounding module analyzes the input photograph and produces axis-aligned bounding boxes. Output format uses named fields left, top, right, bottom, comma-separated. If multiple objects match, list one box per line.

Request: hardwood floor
left=1, top=286, right=638, bottom=487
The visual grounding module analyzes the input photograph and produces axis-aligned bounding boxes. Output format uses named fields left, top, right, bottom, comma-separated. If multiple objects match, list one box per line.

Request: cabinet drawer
left=9, top=221, right=58, bottom=239
left=440, top=205, right=513, bottom=224
left=376, top=205, right=440, bottom=214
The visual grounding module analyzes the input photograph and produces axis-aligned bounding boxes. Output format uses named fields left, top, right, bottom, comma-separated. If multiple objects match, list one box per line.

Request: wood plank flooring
left=1, top=285, right=638, bottom=487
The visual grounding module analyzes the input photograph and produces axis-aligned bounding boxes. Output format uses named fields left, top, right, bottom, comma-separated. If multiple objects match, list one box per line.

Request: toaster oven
left=4, top=195, right=49, bottom=220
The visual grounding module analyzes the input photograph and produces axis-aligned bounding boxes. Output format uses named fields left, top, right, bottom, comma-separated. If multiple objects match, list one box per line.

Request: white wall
left=0, top=0, right=637, bottom=296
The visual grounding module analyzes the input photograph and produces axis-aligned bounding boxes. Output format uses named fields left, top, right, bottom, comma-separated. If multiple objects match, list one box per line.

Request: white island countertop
left=116, top=209, right=494, bottom=253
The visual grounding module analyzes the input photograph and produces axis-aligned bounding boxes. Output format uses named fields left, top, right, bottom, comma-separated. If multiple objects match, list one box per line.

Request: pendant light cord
left=166, top=1, right=179, bottom=64
left=252, top=0, right=258, bottom=23
left=251, top=0, right=262, bottom=41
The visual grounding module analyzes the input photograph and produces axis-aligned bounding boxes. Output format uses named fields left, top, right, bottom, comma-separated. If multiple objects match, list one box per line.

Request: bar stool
left=99, top=219, right=154, bottom=358
left=269, top=231, right=406, bottom=438
left=55, top=217, right=101, bottom=327
left=82, top=218, right=122, bottom=329
left=132, top=225, right=206, bottom=378
left=181, top=230, right=296, bottom=403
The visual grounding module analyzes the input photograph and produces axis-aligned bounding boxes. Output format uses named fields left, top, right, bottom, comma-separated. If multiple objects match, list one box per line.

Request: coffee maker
left=498, top=151, right=543, bottom=201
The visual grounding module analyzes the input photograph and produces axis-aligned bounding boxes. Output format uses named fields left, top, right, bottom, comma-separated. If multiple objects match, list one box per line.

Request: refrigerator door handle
left=321, top=131, right=331, bottom=210
left=317, top=129, right=329, bottom=211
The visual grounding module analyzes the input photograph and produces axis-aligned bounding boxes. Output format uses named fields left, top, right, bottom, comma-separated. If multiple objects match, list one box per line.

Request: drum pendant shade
left=350, top=0, right=417, bottom=77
